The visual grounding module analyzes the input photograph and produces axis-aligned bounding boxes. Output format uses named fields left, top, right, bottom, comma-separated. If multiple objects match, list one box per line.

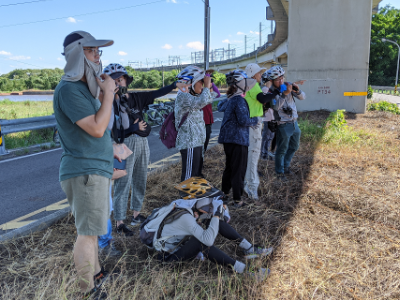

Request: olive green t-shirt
left=53, top=80, right=113, bottom=182
left=245, top=83, right=264, bottom=118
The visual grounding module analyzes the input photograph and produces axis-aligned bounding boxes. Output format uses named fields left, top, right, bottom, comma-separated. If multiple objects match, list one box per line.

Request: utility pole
left=162, top=63, right=165, bottom=87
left=259, top=22, right=262, bottom=47
left=204, top=0, right=210, bottom=70
left=245, top=35, right=247, bottom=54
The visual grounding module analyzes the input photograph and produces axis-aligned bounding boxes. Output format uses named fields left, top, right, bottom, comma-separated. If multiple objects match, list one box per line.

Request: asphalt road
left=0, top=111, right=224, bottom=226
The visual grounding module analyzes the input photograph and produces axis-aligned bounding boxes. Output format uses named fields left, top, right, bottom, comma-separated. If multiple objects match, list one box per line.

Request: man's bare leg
left=74, top=235, right=101, bottom=292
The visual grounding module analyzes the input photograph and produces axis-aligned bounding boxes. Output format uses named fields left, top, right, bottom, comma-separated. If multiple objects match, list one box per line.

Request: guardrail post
left=0, top=123, right=9, bottom=155
left=53, top=125, right=60, bottom=145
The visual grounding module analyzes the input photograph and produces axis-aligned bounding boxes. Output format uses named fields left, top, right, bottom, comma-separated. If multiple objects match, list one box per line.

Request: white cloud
left=222, top=39, right=230, bottom=43
left=66, top=17, right=77, bottom=23
left=0, top=51, right=11, bottom=56
left=250, top=31, right=260, bottom=35
left=10, top=55, right=31, bottom=60
left=167, top=0, right=178, bottom=3
left=162, top=44, right=173, bottom=50
left=237, top=31, right=245, bottom=35
left=186, top=41, right=204, bottom=50
left=118, top=51, right=128, bottom=56
left=57, top=57, right=63, bottom=61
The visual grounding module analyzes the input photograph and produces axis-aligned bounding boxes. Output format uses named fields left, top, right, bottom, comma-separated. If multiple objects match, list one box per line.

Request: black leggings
left=159, top=221, right=243, bottom=268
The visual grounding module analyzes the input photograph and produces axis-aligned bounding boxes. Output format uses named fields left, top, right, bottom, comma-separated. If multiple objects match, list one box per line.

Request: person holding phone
left=264, top=66, right=306, bottom=181
left=102, top=64, right=189, bottom=236
left=54, top=31, right=115, bottom=298
left=174, top=66, right=213, bottom=183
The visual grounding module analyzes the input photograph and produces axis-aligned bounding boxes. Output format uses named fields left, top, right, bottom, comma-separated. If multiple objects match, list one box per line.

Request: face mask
left=279, top=84, right=287, bottom=93
left=84, top=57, right=102, bottom=99
left=116, top=86, right=128, bottom=96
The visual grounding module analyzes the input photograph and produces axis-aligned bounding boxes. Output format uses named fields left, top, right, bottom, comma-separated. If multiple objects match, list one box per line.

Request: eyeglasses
left=83, top=48, right=103, bottom=57
left=273, top=76, right=284, bottom=82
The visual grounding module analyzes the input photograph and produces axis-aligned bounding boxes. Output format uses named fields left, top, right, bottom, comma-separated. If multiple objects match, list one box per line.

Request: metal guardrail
left=0, top=96, right=227, bottom=156
left=0, top=116, right=57, bottom=155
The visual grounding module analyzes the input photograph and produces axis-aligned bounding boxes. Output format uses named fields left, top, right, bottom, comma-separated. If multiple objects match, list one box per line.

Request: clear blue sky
left=0, top=0, right=273, bottom=75
left=0, top=0, right=399, bottom=75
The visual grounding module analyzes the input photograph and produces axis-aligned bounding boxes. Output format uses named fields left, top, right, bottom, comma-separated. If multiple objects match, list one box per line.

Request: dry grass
left=1, top=110, right=399, bottom=299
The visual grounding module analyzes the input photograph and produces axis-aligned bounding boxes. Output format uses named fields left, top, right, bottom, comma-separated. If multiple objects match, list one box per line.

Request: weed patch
left=0, top=110, right=399, bottom=299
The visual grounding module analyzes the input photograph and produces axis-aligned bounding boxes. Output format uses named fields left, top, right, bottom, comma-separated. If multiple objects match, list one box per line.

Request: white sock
left=239, top=239, right=252, bottom=250
left=233, top=261, right=246, bottom=273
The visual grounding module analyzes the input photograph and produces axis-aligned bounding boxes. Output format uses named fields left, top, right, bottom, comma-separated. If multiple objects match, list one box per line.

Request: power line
left=1, top=57, right=46, bottom=69
left=0, top=0, right=53, bottom=7
left=0, top=0, right=165, bottom=28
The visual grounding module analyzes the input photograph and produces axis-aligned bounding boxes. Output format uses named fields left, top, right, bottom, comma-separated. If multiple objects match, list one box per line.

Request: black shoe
left=276, top=173, right=288, bottom=182
left=99, top=242, right=122, bottom=258
left=83, top=287, right=107, bottom=300
left=284, top=167, right=293, bottom=175
left=131, top=214, right=146, bottom=225
left=93, top=266, right=109, bottom=289
left=116, top=223, right=134, bottom=236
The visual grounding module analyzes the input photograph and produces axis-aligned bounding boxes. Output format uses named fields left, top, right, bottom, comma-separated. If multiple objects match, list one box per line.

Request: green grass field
left=0, top=99, right=55, bottom=150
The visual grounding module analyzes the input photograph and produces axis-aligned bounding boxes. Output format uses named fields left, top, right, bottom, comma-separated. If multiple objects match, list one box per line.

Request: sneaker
left=116, top=223, right=134, bottom=236
left=244, top=185, right=259, bottom=200
left=99, top=241, right=122, bottom=258
left=82, top=287, right=107, bottom=300
left=276, top=173, right=288, bottom=182
left=284, top=167, right=293, bottom=175
left=244, top=245, right=274, bottom=259
left=247, top=267, right=270, bottom=282
left=131, top=214, right=146, bottom=225
left=267, top=151, right=275, bottom=158
left=93, top=266, right=109, bottom=289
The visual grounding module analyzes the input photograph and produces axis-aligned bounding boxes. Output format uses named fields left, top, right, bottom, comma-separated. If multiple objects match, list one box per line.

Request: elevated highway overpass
left=137, top=0, right=382, bottom=113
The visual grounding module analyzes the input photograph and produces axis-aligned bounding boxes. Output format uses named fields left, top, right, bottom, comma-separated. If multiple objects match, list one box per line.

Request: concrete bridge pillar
left=286, top=0, right=373, bottom=113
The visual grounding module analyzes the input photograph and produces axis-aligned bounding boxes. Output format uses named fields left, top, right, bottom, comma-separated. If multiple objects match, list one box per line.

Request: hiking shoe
left=116, top=223, right=134, bottom=236
left=244, top=185, right=259, bottom=200
left=276, top=173, right=288, bottom=182
left=247, top=267, right=270, bottom=282
left=82, top=287, right=107, bottom=300
left=244, top=245, right=273, bottom=259
left=284, top=167, right=293, bottom=175
left=99, top=241, right=121, bottom=258
left=131, top=214, right=146, bottom=225
left=93, top=266, right=109, bottom=289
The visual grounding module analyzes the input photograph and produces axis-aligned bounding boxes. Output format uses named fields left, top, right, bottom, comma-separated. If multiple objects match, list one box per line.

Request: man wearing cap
left=243, top=63, right=273, bottom=200
left=53, top=31, right=116, bottom=297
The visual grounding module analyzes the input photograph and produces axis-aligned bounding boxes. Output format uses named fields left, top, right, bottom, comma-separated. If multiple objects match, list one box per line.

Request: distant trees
left=0, top=67, right=227, bottom=92
left=369, top=5, right=400, bottom=86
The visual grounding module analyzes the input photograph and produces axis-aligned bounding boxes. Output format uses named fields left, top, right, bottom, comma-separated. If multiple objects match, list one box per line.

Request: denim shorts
left=61, top=174, right=110, bottom=236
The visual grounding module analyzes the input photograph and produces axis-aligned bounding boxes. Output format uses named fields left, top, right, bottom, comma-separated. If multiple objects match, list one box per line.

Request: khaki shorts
left=61, top=174, right=110, bottom=236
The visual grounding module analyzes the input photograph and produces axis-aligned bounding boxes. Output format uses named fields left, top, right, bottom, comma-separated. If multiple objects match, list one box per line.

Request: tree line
left=0, top=66, right=227, bottom=92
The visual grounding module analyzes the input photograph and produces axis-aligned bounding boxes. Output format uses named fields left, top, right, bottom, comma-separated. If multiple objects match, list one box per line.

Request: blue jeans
left=261, top=122, right=275, bottom=155
left=275, top=121, right=301, bottom=174
left=98, top=219, right=113, bottom=248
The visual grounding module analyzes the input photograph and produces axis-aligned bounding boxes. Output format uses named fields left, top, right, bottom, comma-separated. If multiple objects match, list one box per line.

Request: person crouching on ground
left=103, top=63, right=189, bottom=236
left=54, top=31, right=115, bottom=298
left=175, top=66, right=213, bottom=182
left=218, top=70, right=262, bottom=208
left=242, top=63, right=276, bottom=200
left=265, top=66, right=306, bottom=181
left=156, top=199, right=272, bottom=278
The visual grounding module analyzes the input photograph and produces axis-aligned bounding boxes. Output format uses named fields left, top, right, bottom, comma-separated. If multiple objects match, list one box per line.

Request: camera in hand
left=282, top=106, right=293, bottom=115
left=116, top=86, right=128, bottom=96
